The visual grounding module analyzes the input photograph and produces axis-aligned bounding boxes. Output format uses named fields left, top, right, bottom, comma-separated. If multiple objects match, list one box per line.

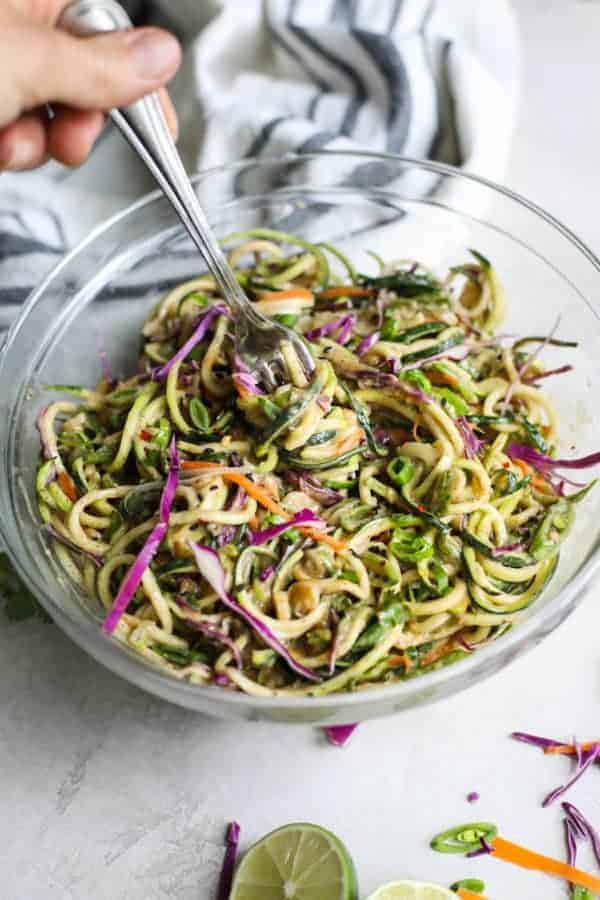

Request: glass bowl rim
left=2, top=149, right=600, bottom=716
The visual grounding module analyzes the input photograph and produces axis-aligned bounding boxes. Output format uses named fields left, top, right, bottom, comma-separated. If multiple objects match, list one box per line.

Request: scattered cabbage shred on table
left=35, top=229, right=597, bottom=695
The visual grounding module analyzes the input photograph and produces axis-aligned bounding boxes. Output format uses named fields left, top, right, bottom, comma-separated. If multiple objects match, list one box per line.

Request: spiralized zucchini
left=35, top=234, right=591, bottom=696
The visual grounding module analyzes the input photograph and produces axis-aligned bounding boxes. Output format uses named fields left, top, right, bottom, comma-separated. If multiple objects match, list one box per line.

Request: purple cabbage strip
left=563, top=802, right=600, bottom=867
left=42, top=524, right=103, bottom=567
left=36, top=406, right=52, bottom=460
left=323, top=724, right=359, bottom=747
left=456, top=416, right=484, bottom=459
left=230, top=485, right=247, bottom=511
left=565, top=819, right=578, bottom=869
left=518, top=314, right=562, bottom=377
left=216, top=821, right=240, bottom=900
left=97, top=335, right=114, bottom=384
left=523, top=364, right=574, bottom=384
left=467, top=836, right=494, bottom=858
left=356, top=331, right=381, bottom=356
left=250, top=508, right=325, bottom=546
left=213, top=673, right=230, bottom=687
left=184, top=616, right=242, bottom=668
left=103, top=439, right=179, bottom=634
left=259, top=563, right=276, bottom=582
left=491, top=541, right=525, bottom=557
left=215, top=526, right=236, bottom=548
left=233, top=371, right=264, bottom=396
left=187, top=542, right=320, bottom=682
left=507, top=443, right=600, bottom=473
left=543, top=743, right=600, bottom=807
left=152, top=304, right=228, bottom=380
left=286, top=470, right=342, bottom=507
left=305, top=314, right=356, bottom=345
left=511, top=731, right=564, bottom=749
left=467, top=792, right=480, bottom=804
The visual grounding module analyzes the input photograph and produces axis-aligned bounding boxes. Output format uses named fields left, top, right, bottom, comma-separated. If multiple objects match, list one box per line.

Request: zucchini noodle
left=35, top=236, right=592, bottom=696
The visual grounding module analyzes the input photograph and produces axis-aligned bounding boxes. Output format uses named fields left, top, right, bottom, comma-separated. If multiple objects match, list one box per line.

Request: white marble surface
left=3, top=2, right=600, bottom=898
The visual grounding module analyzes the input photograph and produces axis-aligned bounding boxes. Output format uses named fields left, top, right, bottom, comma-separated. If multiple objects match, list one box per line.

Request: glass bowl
left=1, top=152, right=599, bottom=725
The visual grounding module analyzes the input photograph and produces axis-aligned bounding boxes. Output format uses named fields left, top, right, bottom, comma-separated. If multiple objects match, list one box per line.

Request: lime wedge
left=366, top=883, right=458, bottom=900
left=230, top=822, right=358, bottom=900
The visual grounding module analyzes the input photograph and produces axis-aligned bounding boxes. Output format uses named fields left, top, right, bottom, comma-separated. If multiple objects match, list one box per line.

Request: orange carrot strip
left=58, top=471, right=77, bottom=502
left=257, top=288, right=314, bottom=301
left=491, top=836, right=600, bottom=892
left=514, top=459, right=533, bottom=476
left=336, top=429, right=364, bottom=455
left=248, top=516, right=259, bottom=530
left=457, top=891, right=488, bottom=900
left=545, top=741, right=600, bottom=756
left=180, top=461, right=347, bottom=551
left=139, top=429, right=152, bottom=441
left=318, top=285, right=374, bottom=299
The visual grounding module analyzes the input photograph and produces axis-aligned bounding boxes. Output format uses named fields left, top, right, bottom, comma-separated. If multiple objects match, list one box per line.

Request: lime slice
left=366, top=883, right=458, bottom=900
left=230, top=822, right=358, bottom=900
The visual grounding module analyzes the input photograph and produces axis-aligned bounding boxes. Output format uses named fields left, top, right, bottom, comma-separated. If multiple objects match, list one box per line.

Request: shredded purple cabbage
left=233, top=371, right=264, bottom=396
left=507, top=444, right=600, bottom=473
left=97, top=336, right=114, bottom=384
left=259, top=563, right=276, bottom=582
left=103, top=440, right=179, bottom=634
left=213, top=673, right=230, bottom=687
left=518, top=315, right=562, bottom=377
left=491, top=541, right=525, bottom=557
left=217, top=821, right=240, bottom=900
left=467, top=836, right=494, bottom=858
left=543, top=743, right=600, bottom=807
left=187, top=542, right=321, bottom=682
left=511, top=731, right=563, bottom=749
left=286, top=471, right=342, bottom=507
left=36, top=407, right=52, bottom=460
left=250, top=508, right=325, bottom=546
left=456, top=416, right=485, bottom=459
left=152, top=304, right=228, bottom=380
left=565, top=819, right=578, bottom=869
left=356, top=331, right=380, bottom=356
left=523, top=364, right=573, bottom=384
left=305, top=314, right=356, bottom=345
left=42, top=524, right=103, bottom=567
left=183, top=615, right=242, bottom=668
left=467, top=792, right=480, bottom=804
left=323, top=724, right=359, bottom=747
left=563, top=802, right=600, bottom=867
left=215, top=526, right=236, bottom=548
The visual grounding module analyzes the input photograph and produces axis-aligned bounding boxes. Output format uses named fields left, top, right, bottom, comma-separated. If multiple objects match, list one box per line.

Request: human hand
left=0, top=0, right=181, bottom=171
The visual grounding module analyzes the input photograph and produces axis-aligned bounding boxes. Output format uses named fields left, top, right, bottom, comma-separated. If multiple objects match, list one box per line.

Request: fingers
left=47, top=108, right=105, bottom=167
left=46, top=88, right=178, bottom=168
left=0, top=112, right=48, bottom=170
left=23, top=26, right=182, bottom=112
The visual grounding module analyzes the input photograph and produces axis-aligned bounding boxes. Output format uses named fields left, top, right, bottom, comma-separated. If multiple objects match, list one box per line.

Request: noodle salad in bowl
left=34, top=229, right=597, bottom=697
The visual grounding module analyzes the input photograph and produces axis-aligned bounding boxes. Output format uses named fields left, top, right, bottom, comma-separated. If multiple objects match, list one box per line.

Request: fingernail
left=127, top=30, right=181, bottom=81
left=2, top=141, right=36, bottom=170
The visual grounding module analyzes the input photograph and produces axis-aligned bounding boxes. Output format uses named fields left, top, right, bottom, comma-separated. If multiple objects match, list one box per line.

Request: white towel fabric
left=0, top=0, right=519, bottom=330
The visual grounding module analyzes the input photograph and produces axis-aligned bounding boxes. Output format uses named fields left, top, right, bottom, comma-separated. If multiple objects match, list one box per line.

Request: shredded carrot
left=457, top=891, right=488, bottom=900
left=491, top=836, right=600, bottom=892
left=180, top=461, right=347, bottom=552
left=257, top=288, right=314, bottom=301
left=139, top=429, right=152, bottom=441
left=248, top=516, right=259, bottom=530
left=514, top=459, right=533, bottom=476
left=318, top=285, right=375, bottom=299
left=336, top=428, right=364, bottom=455
left=58, top=471, right=77, bottom=502
left=419, top=639, right=455, bottom=668
left=545, top=741, right=600, bottom=756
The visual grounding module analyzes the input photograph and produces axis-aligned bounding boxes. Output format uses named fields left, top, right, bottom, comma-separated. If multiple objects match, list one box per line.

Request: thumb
left=22, top=26, right=181, bottom=112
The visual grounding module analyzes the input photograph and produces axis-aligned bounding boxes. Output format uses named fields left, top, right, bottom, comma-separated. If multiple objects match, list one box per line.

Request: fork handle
left=58, top=0, right=256, bottom=320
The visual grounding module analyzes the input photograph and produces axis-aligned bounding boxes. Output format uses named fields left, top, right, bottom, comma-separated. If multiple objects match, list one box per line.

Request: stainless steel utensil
left=57, top=0, right=315, bottom=391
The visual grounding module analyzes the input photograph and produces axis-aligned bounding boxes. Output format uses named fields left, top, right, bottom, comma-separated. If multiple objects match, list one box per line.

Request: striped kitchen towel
left=0, top=0, right=519, bottom=333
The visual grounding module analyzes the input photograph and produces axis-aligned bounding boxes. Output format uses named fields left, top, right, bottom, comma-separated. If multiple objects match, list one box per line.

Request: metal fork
left=58, top=0, right=315, bottom=392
